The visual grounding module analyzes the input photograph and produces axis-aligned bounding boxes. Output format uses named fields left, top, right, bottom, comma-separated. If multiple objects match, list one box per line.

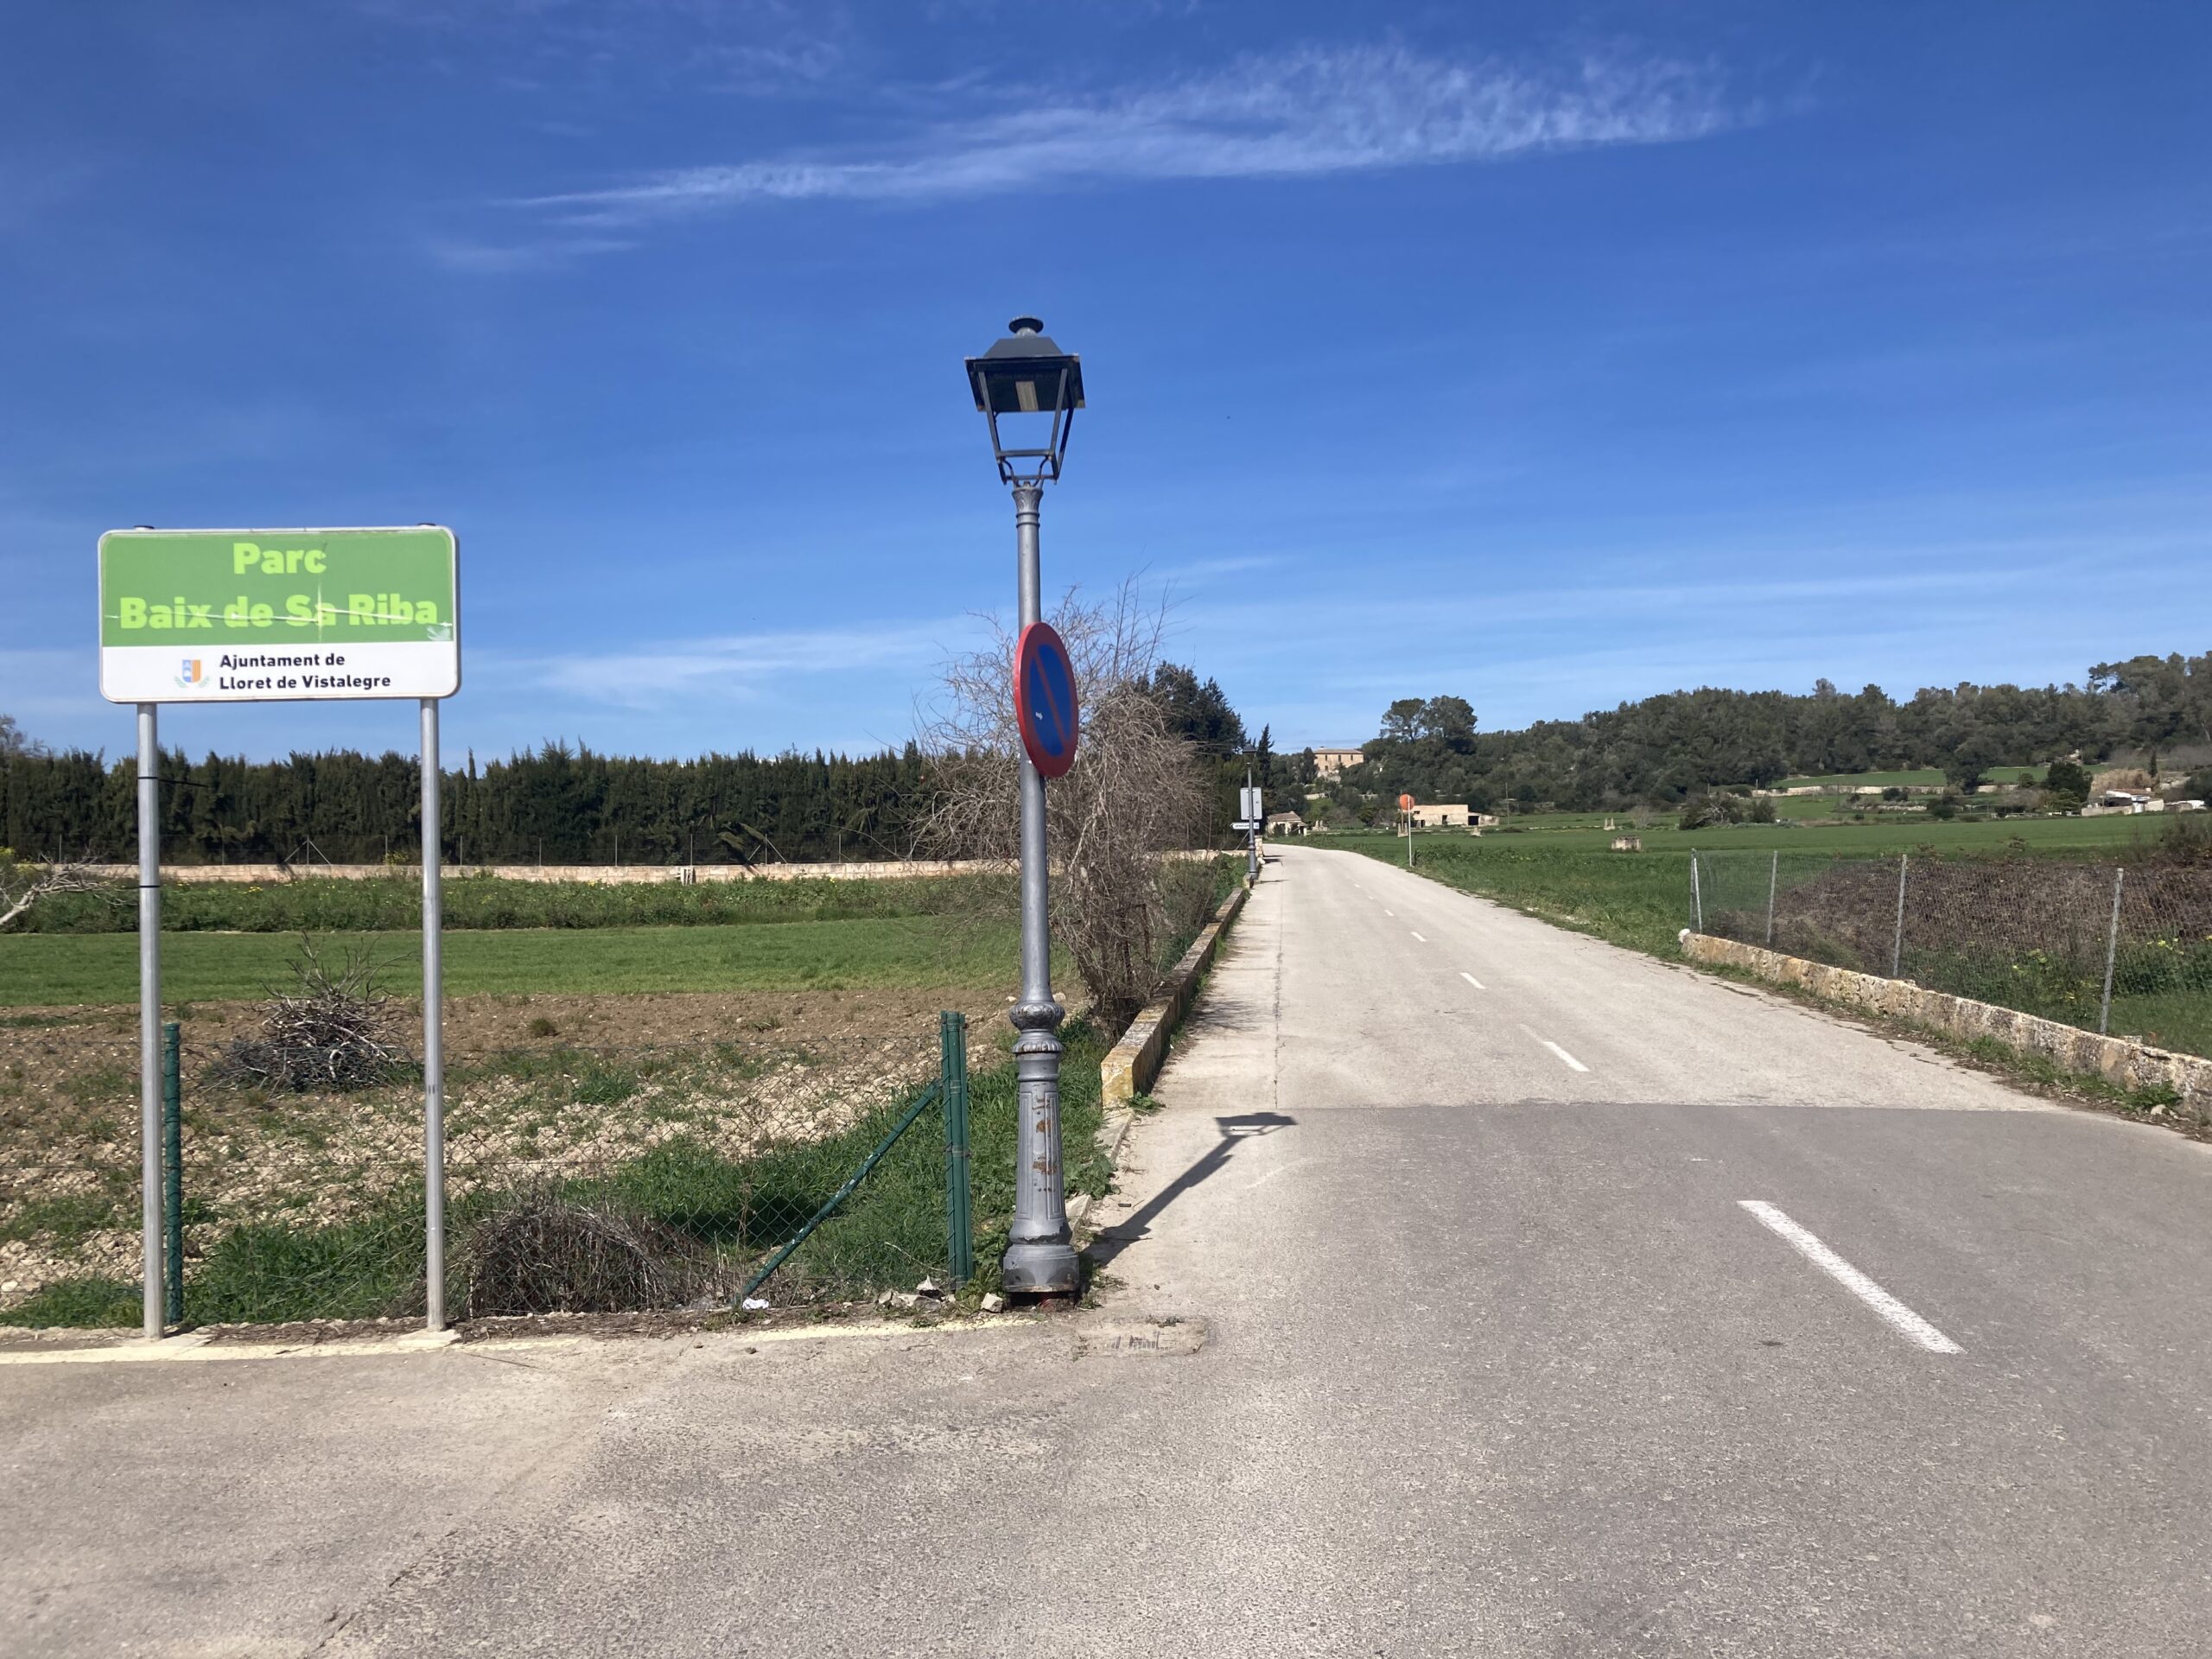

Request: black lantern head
left=964, top=316, right=1084, bottom=486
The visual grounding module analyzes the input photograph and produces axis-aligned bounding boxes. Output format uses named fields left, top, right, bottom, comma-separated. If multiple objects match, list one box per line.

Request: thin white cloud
left=525, top=44, right=1748, bottom=223
left=357, top=0, right=849, bottom=93
left=495, top=620, right=961, bottom=709
left=428, top=235, right=637, bottom=272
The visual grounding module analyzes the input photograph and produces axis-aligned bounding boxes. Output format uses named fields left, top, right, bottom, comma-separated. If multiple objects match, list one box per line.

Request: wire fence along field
left=1, top=858, right=1227, bottom=1328
left=1690, top=851, right=2212, bottom=1058
left=0, top=996, right=1099, bottom=1329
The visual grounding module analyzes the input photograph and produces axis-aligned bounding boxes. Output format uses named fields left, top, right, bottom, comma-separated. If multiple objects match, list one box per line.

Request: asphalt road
left=6, top=842, right=2211, bottom=1656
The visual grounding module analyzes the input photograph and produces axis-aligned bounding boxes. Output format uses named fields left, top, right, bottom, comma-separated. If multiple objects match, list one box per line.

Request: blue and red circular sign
left=1014, top=621, right=1080, bottom=779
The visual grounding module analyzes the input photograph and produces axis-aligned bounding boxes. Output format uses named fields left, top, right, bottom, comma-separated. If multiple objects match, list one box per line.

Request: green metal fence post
left=738, top=1081, right=942, bottom=1304
left=161, top=1020, right=182, bottom=1327
left=941, top=1011, right=973, bottom=1285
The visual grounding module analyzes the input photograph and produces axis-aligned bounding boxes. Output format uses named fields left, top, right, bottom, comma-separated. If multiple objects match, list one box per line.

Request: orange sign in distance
left=1398, top=793, right=1415, bottom=810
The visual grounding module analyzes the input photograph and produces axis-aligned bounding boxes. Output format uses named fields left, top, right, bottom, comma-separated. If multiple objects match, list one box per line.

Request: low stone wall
left=1681, top=931, right=2212, bottom=1120
left=1099, top=882, right=1250, bottom=1107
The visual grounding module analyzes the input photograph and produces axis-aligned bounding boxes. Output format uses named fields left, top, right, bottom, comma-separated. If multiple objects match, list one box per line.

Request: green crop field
left=0, top=915, right=1031, bottom=1006
left=1331, top=833, right=1694, bottom=958
left=1325, top=813, right=2177, bottom=961
left=1773, top=768, right=1948, bottom=790
left=1338, top=811, right=2157, bottom=856
left=1773, top=765, right=2050, bottom=791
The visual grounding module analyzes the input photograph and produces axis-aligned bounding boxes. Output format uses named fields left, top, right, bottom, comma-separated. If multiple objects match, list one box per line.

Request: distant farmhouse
left=2086, top=790, right=2206, bottom=816
left=1311, top=746, right=1364, bottom=779
left=1407, top=804, right=1497, bottom=829
left=1264, top=810, right=1307, bottom=836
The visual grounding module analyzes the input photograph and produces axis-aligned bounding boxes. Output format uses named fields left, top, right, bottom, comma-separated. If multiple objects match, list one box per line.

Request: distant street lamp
left=965, top=316, right=1085, bottom=1295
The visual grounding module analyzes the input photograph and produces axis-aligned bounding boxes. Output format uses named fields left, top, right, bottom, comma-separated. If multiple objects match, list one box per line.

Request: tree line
left=0, top=662, right=1253, bottom=868
left=11, top=650, right=2204, bottom=860
left=1313, top=651, right=2212, bottom=817
left=0, top=739, right=937, bottom=867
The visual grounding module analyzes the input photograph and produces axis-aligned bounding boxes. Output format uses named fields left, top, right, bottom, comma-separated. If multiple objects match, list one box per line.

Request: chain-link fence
left=1691, top=850, right=2212, bottom=1058
left=0, top=996, right=1058, bottom=1329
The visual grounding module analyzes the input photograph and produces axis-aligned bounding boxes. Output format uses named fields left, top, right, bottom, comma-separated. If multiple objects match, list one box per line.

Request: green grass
left=0, top=916, right=1028, bottom=1006
left=1419, top=812, right=2156, bottom=855
left=1329, top=823, right=2159, bottom=957
left=1338, top=834, right=1691, bottom=957
left=1773, top=768, right=1948, bottom=791
left=13, top=870, right=1014, bottom=935
left=0, top=1192, right=124, bottom=1247
left=1774, top=766, right=2052, bottom=791
left=0, top=1275, right=141, bottom=1329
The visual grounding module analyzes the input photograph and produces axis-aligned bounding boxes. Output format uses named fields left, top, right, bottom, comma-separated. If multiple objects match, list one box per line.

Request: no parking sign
left=1014, top=622, right=1079, bottom=779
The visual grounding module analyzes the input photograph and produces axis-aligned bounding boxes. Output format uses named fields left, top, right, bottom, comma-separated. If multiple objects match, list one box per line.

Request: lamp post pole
left=965, top=315, right=1084, bottom=1297
left=1002, top=480, right=1079, bottom=1294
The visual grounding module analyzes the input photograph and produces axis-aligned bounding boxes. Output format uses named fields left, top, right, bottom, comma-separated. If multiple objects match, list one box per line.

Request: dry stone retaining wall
left=1681, top=931, right=2212, bottom=1122
left=1099, top=882, right=1249, bottom=1107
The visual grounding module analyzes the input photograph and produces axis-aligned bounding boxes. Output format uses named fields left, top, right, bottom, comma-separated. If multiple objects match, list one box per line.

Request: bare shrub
left=2156, top=811, right=2212, bottom=868
left=918, top=581, right=1211, bottom=1033
left=214, top=937, right=413, bottom=1091
left=461, top=1184, right=707, bottom=1317
left=0, top=850, right=117, bottom=932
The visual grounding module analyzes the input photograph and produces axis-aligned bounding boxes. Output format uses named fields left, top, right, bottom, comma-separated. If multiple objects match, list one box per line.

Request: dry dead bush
left=461, top=1184, right=707, bottom=1316
left=0, top=851, right=115, bottom=932
left=918, top=582, right=1212, bottom=1033
left=214, top=937, right=413, bottom=1091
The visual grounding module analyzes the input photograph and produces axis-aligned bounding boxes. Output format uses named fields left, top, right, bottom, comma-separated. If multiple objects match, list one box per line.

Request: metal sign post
left=135, top=705, right=162, bottom=1337
left=1240, top=779, right=1262, bottom=880
left=99, top=526, right=460, bottom=1335
left=419, top=697, right=448, bottom=1329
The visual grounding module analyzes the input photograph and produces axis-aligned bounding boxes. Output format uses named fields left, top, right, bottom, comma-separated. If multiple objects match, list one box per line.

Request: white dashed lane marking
left=1541, top=1040, right=1589, bottom=1073
left=1518, top=1024, right=1589, bottom=1072
left=1738, top=1201, right=1961, bottom=1355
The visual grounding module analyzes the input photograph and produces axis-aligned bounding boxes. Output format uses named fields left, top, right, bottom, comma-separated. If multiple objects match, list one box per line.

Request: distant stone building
left=1311, top=746, right=1365, bottom=779
left=1408, top=803, right=1490, bottom=829
left=1264, top=810, right=1307, bottom=836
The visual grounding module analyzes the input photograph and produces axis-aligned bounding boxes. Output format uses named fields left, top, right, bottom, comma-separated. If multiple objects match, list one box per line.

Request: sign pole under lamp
left=965, top=318, right=1086, bottom=1297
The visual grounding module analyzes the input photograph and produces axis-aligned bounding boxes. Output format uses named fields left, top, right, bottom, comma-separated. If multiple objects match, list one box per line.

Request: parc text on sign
left=99, top=526, right=460, bottom=703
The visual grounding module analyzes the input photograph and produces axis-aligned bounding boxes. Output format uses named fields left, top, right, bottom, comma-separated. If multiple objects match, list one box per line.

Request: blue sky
left=3, top=0, right=2206, bottom=762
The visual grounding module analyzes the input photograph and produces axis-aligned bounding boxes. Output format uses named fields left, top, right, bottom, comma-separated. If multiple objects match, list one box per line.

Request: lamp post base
left=1001, top=1014, right=1080, bottom=1296
left=1001, top=1236, right=1082, bottom=1296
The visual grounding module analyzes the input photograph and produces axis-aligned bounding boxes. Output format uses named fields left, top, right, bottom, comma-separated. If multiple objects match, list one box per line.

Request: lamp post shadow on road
left=1084, top=1112, right=1297, bottom=1273
left=964, top=316, right=1088, bottom=1297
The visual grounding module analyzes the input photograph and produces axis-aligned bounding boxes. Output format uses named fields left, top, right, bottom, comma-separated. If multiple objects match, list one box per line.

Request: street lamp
left=965, top=316, right=1084, bottom=1296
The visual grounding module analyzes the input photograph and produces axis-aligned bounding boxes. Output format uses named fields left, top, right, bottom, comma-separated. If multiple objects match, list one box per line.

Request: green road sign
left=99, top=526, right=459, bottom=702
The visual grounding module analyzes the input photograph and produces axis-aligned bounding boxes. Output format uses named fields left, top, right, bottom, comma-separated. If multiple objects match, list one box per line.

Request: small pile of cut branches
left=214, top=937, right=413, bottom=1091
left=461, top=1184, right=707, bottom=1316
